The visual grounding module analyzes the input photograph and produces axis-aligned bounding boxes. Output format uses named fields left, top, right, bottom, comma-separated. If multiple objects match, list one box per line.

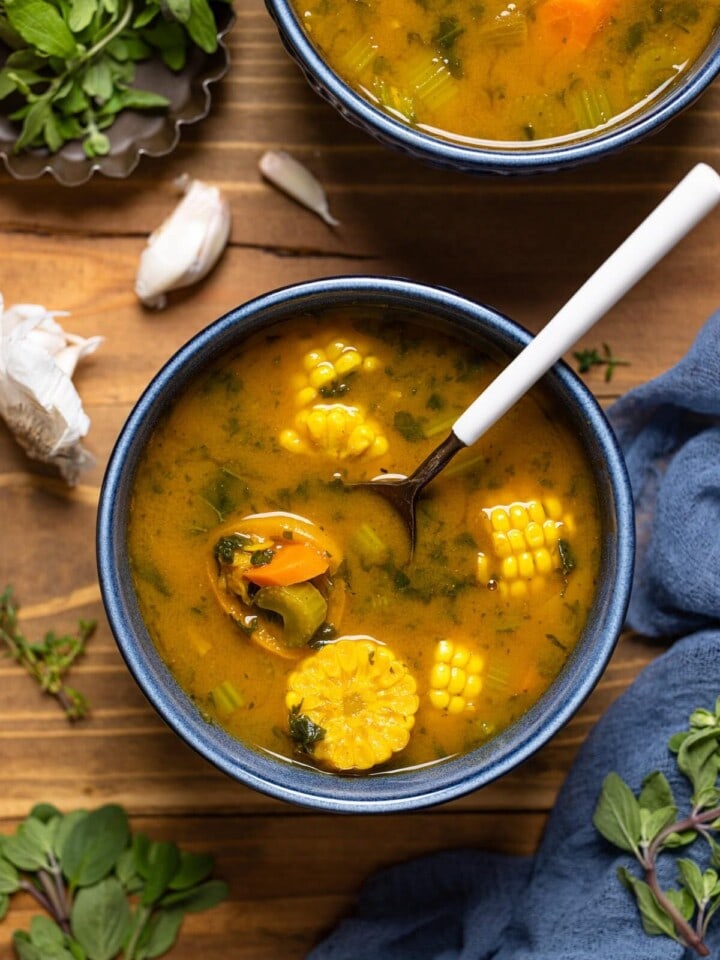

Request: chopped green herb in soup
left=128, top=309, right=601, bottom=774
left=292, top=0, right=720, bottom=144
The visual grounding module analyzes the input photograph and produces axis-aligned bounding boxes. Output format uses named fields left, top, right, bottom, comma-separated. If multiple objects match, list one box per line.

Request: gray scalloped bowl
left=97, top=276, right=635, bottom=813
left=0, top=7, right=233, bottom=186
left=264, top=0, right=720, bottom=174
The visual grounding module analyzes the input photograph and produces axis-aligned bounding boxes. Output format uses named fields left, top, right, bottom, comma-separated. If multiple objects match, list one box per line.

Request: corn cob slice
left=428, top=639, right=485, bottom=714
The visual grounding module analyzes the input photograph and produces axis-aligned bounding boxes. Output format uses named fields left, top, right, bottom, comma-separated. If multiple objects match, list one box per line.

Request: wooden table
left=1, top=3, right=718, bottom=955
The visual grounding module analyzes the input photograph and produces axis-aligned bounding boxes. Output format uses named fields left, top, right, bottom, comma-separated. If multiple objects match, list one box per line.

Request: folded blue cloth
left=309, top=311, right=720, bottom=960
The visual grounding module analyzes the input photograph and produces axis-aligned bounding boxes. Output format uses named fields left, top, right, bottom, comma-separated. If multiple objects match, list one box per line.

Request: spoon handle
left=453, top=162, right=720, bottom=448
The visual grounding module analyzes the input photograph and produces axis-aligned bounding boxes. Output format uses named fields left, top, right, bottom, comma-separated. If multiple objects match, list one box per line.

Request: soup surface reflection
left=128, top=310, right=601, bottom=774
left=292, top=0, right=720, bottom=145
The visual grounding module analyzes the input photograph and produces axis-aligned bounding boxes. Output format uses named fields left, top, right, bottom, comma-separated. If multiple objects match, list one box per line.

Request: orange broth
left=292, top=0, right=720, bottom=144
left=128, top=310, right=601, bottom=774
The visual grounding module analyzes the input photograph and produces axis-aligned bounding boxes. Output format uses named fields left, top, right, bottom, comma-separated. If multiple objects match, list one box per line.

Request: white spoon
left=352, top=163, right=720, bottom=551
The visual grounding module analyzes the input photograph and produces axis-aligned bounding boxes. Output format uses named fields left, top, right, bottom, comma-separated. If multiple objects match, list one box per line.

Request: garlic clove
left=259, top=150, right=340, bottom=227
left=0, top=294, right=103, bottom=486
left=134, top=177, right=232, bottom=310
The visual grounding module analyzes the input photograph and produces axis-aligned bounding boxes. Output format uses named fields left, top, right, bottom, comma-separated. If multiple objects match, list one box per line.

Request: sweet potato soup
left=293, top=0, right=720, bottom=144
left=128, top=309, right=601, bottom=774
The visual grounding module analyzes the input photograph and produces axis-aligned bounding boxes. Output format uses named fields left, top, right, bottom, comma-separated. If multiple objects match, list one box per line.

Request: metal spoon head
left=349, top=473, right=420, bottom=555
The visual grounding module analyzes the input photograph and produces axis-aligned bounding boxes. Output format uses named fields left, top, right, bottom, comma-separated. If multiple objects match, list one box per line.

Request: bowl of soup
left=97, top=276, right=634, bottom=811
left=265, top=0, right=720, bottom=172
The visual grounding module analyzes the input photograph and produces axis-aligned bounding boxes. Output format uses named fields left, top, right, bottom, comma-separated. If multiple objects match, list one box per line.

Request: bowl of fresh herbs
left=0, top=0, right=233, bottom=185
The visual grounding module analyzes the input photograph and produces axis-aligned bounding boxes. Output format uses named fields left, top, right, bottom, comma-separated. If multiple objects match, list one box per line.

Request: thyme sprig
left=594, top=697, right=720, bottom=956
left=574, top=343, right=630, bottom=382
left=0, top=584, right=94, bottom=721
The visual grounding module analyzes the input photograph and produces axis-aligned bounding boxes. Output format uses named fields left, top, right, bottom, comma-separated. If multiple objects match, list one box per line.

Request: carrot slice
left=243, top=542, right=330, bottom=587
left=535, top=0, right=613, bottom=54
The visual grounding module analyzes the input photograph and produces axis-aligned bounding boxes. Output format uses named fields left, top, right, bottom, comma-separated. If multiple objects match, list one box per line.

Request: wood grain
left=0, top=0, right=718, bottom=954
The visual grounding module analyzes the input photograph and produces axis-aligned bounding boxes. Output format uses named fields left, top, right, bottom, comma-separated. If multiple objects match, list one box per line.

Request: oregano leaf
left=61, top=804, right=129, bottom=888
left=70, top=876, right=131, bottom=960
left=5, top=0, right=77, bottom=59
left=593, top=772, right=642, bottom=855
left=618, top=867, right=681, bottom=940
left=677, top=858, right=706, bottom=906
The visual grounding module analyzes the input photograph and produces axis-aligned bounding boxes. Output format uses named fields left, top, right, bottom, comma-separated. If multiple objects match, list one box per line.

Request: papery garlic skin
left=259, top=150, right=340, bottom=227
left=0, top=295, right=103, bottom=486
left=135, top=177, right=232, bottom=310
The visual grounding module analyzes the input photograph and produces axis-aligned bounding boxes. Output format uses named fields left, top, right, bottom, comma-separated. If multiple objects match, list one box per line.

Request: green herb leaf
left=3, top=817, right=54, bottom=871
left=638, top=770, right=676, bottom=816
left=141, top=841, right=181, bottom=906
left=617, top=867, right=681, bottom=940
left=158, top=878, right=228, bottom=913
left=593, top=772, right=642, bottom=855
left=186, top=0, right=218, bottom=52
left=288, top=704, right=326, bottom=754
left=134, top=907, right=184, bottom=959
left=71, top=876, right=131, bottom=960
left=393, top=410, right=426, bottom=442
left=677, top=857, right=706, bottom=906
left=61, top=804, right=130, bottom=888
left=168, top=850, right=214, bottom=890
left=68, top=0, right=98, bottom=32
left=0, top=856, right=20, bottom=894
left=5, top=0, right=78, bottom=59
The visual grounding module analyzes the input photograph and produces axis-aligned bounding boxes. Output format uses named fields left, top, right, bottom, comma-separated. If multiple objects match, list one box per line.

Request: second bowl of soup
left=97, top=276, right=634, bottom=811
left=265, top=0, right=720, bottom=172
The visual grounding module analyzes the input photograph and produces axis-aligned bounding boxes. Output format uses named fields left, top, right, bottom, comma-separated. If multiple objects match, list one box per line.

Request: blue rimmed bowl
left=264, top=0, right=720, bottom=175
left=97, top=276, right=634, bottom=812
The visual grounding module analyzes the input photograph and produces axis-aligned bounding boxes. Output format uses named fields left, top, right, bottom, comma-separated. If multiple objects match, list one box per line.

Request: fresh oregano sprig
left=0, top=803, right=228, bottom=959
left=0, top=585, right=94, bottom=721
left=594, top=696, right=720, bottom=956
left=0, top=0, right=230, bottom=158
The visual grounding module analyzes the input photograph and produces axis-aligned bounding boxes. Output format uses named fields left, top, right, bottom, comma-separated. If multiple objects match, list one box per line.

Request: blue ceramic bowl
left=97, top=276, right=634, bottom=812
left=265, top=0, right=720, bottom=174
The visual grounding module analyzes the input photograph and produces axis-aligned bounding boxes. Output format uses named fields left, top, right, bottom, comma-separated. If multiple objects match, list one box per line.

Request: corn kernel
left=295, top=408, right=310, bottom=427
left=510, top=580, right=528, bottom=598
left=509, top=503, right=529, bottom=528
left=430, top=662, right=451, bottom=689
left=347, top=423, right=374, bottom=456
left=464, top=674, right=482, bottom=699
left=451, top=647, right=470, bottom=668
left=490, top=507, right=510, bottom=532
left=370, top=435, right=389, bottom=457
left=468, top=653, right=485, bottom=674
left=309, top=361, right=337, bottom=388
left=518, top=551, right=535, bottom=579
left=335, top=349, right=362, bottom=375
left=543, top=519, right=560, bottom=545
left=279, top=428, right=304, bottom=452
left=447, top=667, right=466, bottom=695
left=492, top=531, right=512, bottom=558
left=528, top=500, right=546, bottom=523
left=325, top=339, right=347, bottom=361
left=429, top=689, right=450, bottom=710
left=545, top=496, right=563, bottom=520
left=448, top=695, right=466, bottom=715
left=525, top=521, right=544, bottom=548
left=436, top=640, right=454, bottom=662
left=502, top=555, right=518, bottom=579
left=477, top=553, right=490, bottom=583
left=507, top=528, right=526, bottom=553
left=534, top=547, right=553, bottom=574
left=303, top=348, right=326, bottom=370
left=295, top=386, right=317, bottom=406
left=363, top=355, right=380, bottom=372
left=306, top=409, right=327, bottom=443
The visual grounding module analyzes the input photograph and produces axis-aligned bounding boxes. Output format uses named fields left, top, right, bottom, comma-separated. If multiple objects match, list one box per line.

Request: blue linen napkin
left=308, top=311, right=720, bottom=960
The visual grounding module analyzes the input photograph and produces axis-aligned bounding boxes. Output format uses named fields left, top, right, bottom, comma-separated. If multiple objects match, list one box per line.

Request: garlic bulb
left=134, top=176, right=232, bottom=310
left=0, top=295, right=103, bottom=485
left=259, top=150, right=340, bottom=227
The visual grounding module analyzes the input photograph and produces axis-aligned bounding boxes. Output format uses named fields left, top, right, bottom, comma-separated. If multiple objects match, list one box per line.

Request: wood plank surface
left=1, top=1, right=719, bottom=955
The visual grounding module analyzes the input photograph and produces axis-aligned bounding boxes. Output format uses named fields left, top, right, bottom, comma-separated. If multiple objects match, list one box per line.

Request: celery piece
left=484, top=661, right=511, bottom=693
left=211, top=680, right=244, bottom=717
left=476, top=13, right=528, bottom=47
left=372, top=77, right=416, bottom=122
left=254, top=583, right=327, bottom=647
left=422, top=412, right=458, bottom=439
left=338, top=33, right=377, bottom=79
left=352, top=522, right=390, bottom=567
left=404, top=51, right=460, bottom=111
left=568, top=85, right=613, bottom=131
